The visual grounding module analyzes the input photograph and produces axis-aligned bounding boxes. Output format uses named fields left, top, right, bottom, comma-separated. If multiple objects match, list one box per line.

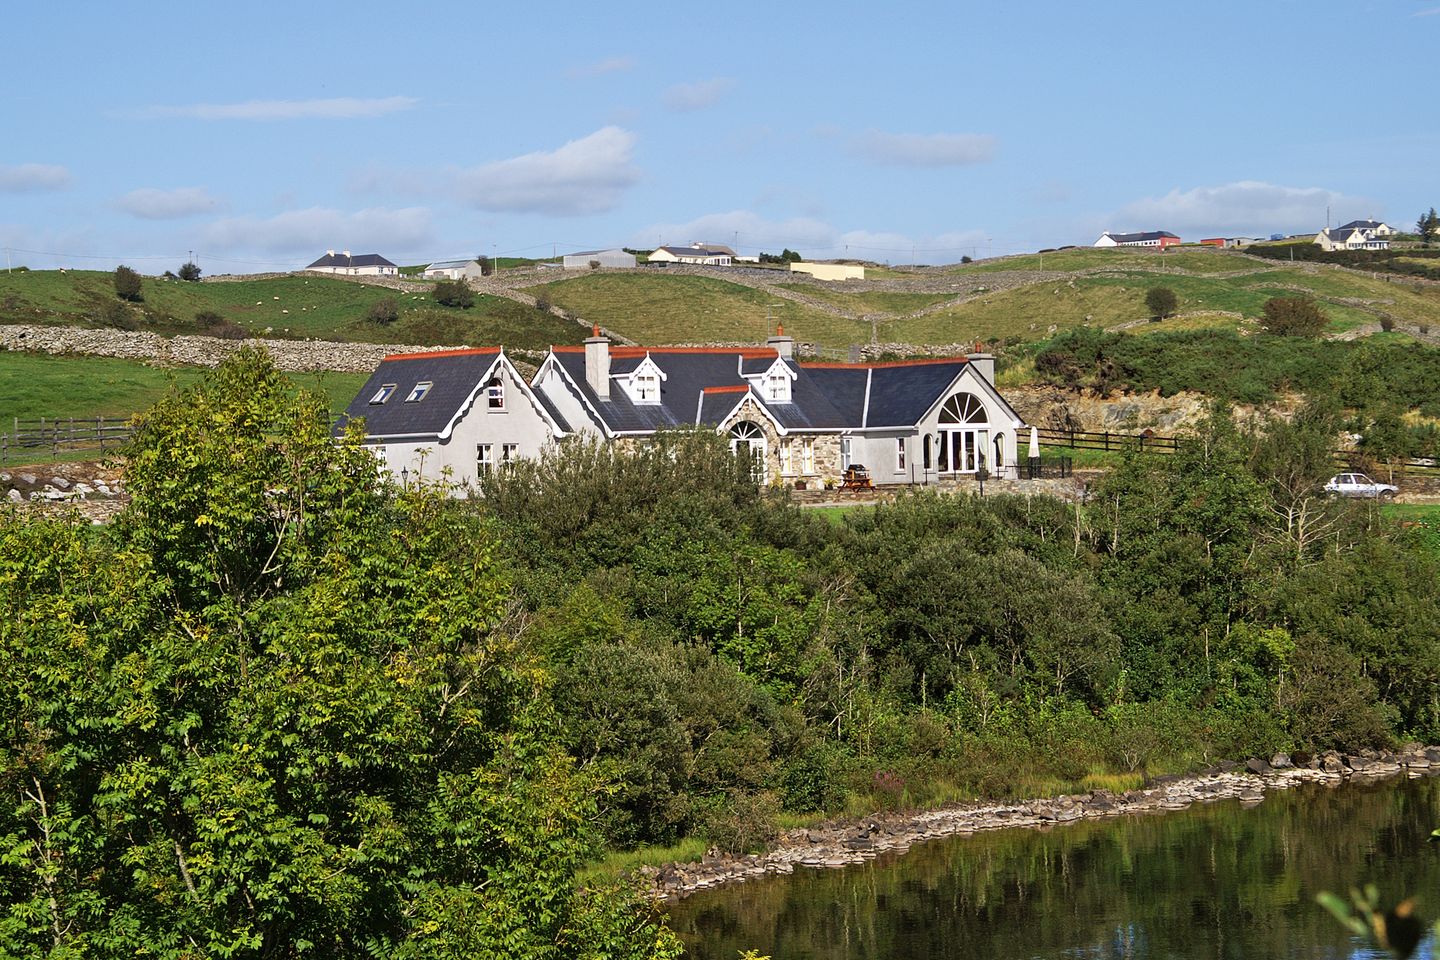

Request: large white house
left=340, top=332, right=1027, bottom=492
left=1314, top=220, right=1393, bottom=252
left=647, top=242, right=735, bottom=266
left=305, top=250, right=399, bottom=276
left=1093, top=231, right=1181, bottom=249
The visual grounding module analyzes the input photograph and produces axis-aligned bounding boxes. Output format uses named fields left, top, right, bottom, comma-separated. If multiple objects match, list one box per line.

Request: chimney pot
left=585, top=331, right=611, bottom=399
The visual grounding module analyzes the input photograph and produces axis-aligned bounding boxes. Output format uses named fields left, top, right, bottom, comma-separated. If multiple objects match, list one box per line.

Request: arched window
left=728, top=421, right=767, bottom=481
left=938, top=393, right=988, bottom=424
left=486, top=377, right=505, bottom=410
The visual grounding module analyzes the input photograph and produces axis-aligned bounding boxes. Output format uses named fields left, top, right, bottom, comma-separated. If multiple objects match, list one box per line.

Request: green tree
left=177, top=260, right=202, bottom=281
left=113, top=264, right=143, bottom=302
left=1415, top=207, right=1438, bottom=245
left=1259, top=296, right=1328, bottom=337
left=1145, top=286, right=1179, bottom=319
left=433, top=279, right=474, bottom=308
left=367, top=296, right=401, bottom=324
left=0, top=348, right=679, bottom=959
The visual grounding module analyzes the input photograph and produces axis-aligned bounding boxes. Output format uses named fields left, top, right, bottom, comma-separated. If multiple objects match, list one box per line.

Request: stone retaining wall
left=649, top=745, right=1440, bottom=900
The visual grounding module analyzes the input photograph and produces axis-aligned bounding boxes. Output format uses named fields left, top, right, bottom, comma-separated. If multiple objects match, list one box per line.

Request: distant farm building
left=562, top=248, right=637, bottom=270
left=423, top=259, right=487, bottom=280
left=1314, top=220, right=1394, bottom=252
left=305, top=250, right=399, bottom=276
left=1093, top=231, right=1181, bottom=249
left=790, top=262, right=865, bottom=281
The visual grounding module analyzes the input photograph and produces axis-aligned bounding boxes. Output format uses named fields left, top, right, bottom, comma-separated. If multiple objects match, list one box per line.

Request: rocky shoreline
left=646, top=745, right=1440, bottom=901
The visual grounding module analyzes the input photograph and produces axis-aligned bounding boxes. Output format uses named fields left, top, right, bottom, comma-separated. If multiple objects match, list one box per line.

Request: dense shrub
left=367, top=296, right=401, bottom=324
left=433, top=279, right=474, bottom=308
left=195, top=309, right=225, bottom=328
left=1259, top=296, right=1328, bottom=337
left=1145, top=286, right=1178, bottom=319
left=177, top=260, right=202, bottom=281
left=113, top=264, right=143, bottom=302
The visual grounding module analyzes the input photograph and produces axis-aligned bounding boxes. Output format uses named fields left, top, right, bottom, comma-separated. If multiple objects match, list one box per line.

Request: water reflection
left=668, top=777, right=1440, bottom=960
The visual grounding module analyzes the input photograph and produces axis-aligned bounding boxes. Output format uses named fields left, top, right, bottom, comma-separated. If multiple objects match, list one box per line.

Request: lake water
left=668, top=776, right=1440, bottom=959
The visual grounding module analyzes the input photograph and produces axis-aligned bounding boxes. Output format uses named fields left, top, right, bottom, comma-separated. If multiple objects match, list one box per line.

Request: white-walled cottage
left=305, top=250, right=399, bottom=276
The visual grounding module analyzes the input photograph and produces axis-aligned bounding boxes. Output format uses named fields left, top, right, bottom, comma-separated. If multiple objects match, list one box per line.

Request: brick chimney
left=766, top=323, right=794, bottom=359
left=967, top=351, right=995, bottom=383
left=585, top=325, right=611, bottom=399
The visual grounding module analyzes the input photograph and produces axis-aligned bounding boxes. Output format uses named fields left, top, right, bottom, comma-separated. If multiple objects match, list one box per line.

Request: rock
left=6, top=488, right=21, bottom=504
left=1270, top=753, right=1293, bottom=769
left=1217, top=760, right=1240, bottom=772
left=1346, top=756, right=1372, bottom=771
left=18, top=473, right=37, bottom=485
left=1320, top=753, right=1347, bottom=774
left=49, top=476, right=70, bottom=490
left=73, top=483, right=93, bottom=496
left=0, top=472, right=9, bottom=482
left=1426, top=747, right=1440, bottom=763
left=1245, top=758, right=1272, bottom=775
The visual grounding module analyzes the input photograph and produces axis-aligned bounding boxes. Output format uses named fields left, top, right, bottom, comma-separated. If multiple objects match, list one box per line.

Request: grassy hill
left=0, top=270, right=588, bottom=351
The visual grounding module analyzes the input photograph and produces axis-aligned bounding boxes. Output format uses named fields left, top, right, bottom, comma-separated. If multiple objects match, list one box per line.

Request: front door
left=937, top=428, right=988, bottom=474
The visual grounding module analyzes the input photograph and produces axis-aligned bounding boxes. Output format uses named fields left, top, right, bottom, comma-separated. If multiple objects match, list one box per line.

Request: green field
left=527, top=273, right=870, bottom=346
left=955, top=247, right=1249, bottom=275
left=0, top=352, right=367, bottom=423
left=0, top=270, right=588, bottom=350
left=775, top=284, right=960, bottom=315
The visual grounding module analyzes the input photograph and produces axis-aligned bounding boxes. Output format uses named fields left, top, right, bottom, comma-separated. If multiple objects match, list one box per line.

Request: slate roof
left=654, top=245, right=732, bottom=259
left=338, top=348, right=500, bottom=439
left=547, top=347, right=977, bottom=435
left=307, top=252, right=397, bottom=269
left=1338, top=220, right=1387, bottom=232
left=424, top=259, right=478, bottom=270
left=1106, top=231, right=1180, bottom=243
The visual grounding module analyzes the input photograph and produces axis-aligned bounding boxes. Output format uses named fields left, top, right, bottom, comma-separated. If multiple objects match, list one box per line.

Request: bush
left=534, top=295, right=552, bottom=313
left=588, top=259, right=601, bottom=271
left=113, top=265, right=143, bottom=302
left=195, top=310, right=225, bottom=329
left=178, top=261, right=202, bottom=282
left=1259, top=296, right=1328, bottom=337
left=700, top=790, right=780, bottom=854
left=961, top=255, right=973, bottom=264
left=212, top=321, right=250, bottom=340
left=433, top=279, right=474, bottom=308
left=1379, top=315, right=1395, bottom=332
left=99, top=299, right=138, bottom=330
left=1145, top=286, right=1178, bottom=319
left=367, top=297, right=401, bottom=325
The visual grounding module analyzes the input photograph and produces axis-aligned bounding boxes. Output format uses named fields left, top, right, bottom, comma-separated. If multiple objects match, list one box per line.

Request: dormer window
left=765, top=371, right=789, bottom=403
left=370, top=383, right=397, bottom=404
left=486, top=377, right=505, bottom=410
left=405, top=381, right=433, bottom=403
left=620, top=356, right=666, bottom=404
left=634, top=373, right=660, bottom=403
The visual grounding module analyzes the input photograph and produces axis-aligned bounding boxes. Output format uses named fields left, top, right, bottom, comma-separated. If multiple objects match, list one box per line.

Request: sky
left=2, top=1, right=1437, bottom=272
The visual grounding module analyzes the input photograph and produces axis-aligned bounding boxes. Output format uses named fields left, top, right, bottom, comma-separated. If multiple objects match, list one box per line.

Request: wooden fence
left=1036, top=426, right=1440, bottom=476
left=0, top=416, right=134, bottom=463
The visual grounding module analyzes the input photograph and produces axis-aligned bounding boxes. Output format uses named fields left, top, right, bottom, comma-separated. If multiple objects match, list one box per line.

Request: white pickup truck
left=1323, top=472, right=1398, bottom=500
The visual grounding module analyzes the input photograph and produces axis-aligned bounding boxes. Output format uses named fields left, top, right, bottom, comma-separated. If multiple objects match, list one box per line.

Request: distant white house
left=790, top=262, right=865, bottom=281
left=1315, top=220, right=1393, bottom=252
left=423, top=259, right=487, bottom=281
left=1093, top=231, right=1181, bottom=249
left=648, top=242, right=735, bottom=266
left=306, top=250, right=399, bottom=276
left=562, top=248, right=637, bottom=270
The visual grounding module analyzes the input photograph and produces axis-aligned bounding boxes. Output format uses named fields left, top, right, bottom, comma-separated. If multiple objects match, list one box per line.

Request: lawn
left=526, top=273, right=869, bottom=347
left=1382, top=502, right=1440, bottom=556
left=0, top=352, right=367, bottom=423
left=953, top=247, right=1249, bottom=276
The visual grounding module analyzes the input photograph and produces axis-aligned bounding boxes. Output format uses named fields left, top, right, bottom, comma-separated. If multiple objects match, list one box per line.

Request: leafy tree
left=474, top=254, right=493, bottom=276
left=0, top=348, right=679, bottom=959
left=367, top=296, right=401, bottom=325
left=178, top=260, right=202, bottom=281
left=433, top=279, right=474, bottom=308
left=1145, top=286, right=1178, bottom=319
left=113, top=264, right=143, bottom=301
left=1259, top=296, right=1328, bottom=337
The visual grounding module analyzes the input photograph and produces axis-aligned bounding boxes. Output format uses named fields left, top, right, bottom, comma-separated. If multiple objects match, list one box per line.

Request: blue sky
left=3, top=1, right=1437, bottom=271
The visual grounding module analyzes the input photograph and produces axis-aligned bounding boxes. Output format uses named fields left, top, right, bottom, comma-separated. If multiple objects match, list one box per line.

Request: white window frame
left=501, top=443, right=519, bottom=468
left=405, top=381, right=433, bottom=403
left=802, top=438, right=815, bottom=474
left=633, top=373, right=660, bottom=404
left=841, top=436, right=852, bottom=471
left=766, top=372, right=788, bottom=403
left=477, top=443, right=492, bottom=473
left=780, top=439, right=794, bottom=475
left=486, top=378, right=505, bottom=410
left=370, top=383, right=397, bottom=404
left=896, top=438, right=906, bottom=472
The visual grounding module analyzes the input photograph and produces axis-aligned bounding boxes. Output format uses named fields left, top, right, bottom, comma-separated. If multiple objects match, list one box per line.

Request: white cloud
left=0, top=163, right=71, bottom=192
left=445, top=126, right=640, bottom=216
left=1113, top=180, right=1372, bottom=237
left=567, top=56, right=635, bottom=78
left=199, top=206, right=433, bottom=256
left=635, top=210, right=989, bottom=264
left=117, top=187, right=223, bottom=220
left=134, top=96, right=418, bottom=121
left=663, top=78, right=735, bottom=112
left=852, top=131, right=997, bottom=167
left=1412, top=5, right=1440, bottom=15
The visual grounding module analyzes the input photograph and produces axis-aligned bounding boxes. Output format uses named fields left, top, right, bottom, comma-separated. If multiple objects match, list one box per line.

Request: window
left=766, top=372, right=788, bottom=403
left=634, top=373, right=659, bottom=403
left=477, top=444, right=492, bottom=473
left=780, top=439, right=794, bottom=475
left=840, top=436, right=852, bottom=471
left=896, top=438, right=906, bottom=472
left=486, top=377, right=505, bottom=410
left=405, top=381, right=433, bottom=403
left=370, top=383, right=397, bottom=404
left=802, top=438, right=815, bottom=474
left=501, top=443, right=519, bottom=468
